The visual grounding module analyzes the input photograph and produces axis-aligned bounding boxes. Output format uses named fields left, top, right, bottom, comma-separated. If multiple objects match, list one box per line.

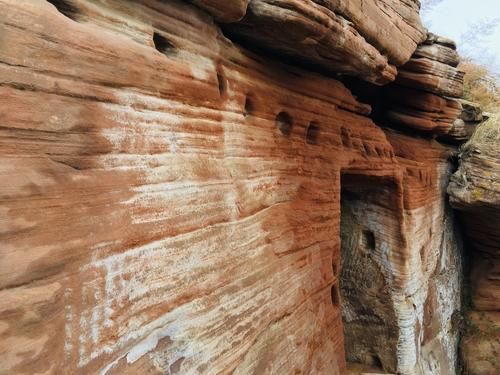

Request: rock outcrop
left=225, top=0, right=426, bottom=84
left=188, top=0, right=249, bottom=22
left=440, top=100, right=485, bottom=143
left=0, top=1, right=490, bottom=375
left=384, top=33, right=464, bottom=135
left=448, top=114, right=500, bottom=375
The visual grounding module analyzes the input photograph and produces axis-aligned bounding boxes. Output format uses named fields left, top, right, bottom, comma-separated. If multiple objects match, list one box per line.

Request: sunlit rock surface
left=225, top=0, right=425, bottom=85
left=439, top=100, right=484, bottom=144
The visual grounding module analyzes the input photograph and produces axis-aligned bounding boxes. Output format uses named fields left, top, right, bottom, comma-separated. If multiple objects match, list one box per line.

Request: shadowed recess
left=244, top=95, right=255, bottom=116
left=276, top=111, right=293, bottom=136
left=153, top=32, right=176, bottom=55
left=47, top=0, right=79, bottom=20
left=306, top=121, right=320, bottom=144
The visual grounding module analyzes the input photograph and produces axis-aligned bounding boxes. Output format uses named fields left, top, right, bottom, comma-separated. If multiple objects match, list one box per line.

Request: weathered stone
left=415, top=33, right=460, bottom=67
left=461, top=311, right=500, bottom=375
left=225, top=0, right=426, bottom=84
left=448, top=115, right=500, bottom=375
left=438, top=100, right=484, bottom=144
left=379, top=34, right=465, bottom=135
left=385, top=87, right=462, bottom=134
left=188, top=0, right=249, bottom=22
left=397, top=57, right=465, bottom=98
left=459, top=99, right=484, bottom=122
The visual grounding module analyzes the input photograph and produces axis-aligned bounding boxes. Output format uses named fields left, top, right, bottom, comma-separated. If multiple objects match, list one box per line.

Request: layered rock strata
left=0, top=1, right=470, bottom=374
left=341, top=133, right=463, bottom=374
left=225, top=0, right=426, bottom=84
left=384, top=33, right=464, bottom=135
left=448, top=115, right=500, bottom=375
left=440, top=99, right=485, bottom=143
left=188, top=0, right=249, bottom=22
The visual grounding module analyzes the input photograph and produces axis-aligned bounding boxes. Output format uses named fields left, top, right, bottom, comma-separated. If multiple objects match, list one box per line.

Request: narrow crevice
left=363, top=230, right=376, bottom=250
left=276, top=111, right=293, bottom=136
left=217, top=70, right=226, bottom=97
left=331, top=284, right=340, bottom=306
left=244, top=95, right=255, bottom=116
left=306, top=121, right=320, bottom=145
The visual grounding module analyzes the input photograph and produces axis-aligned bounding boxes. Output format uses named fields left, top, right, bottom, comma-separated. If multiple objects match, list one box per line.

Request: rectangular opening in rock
left=340, top=172, right=399, bottom=374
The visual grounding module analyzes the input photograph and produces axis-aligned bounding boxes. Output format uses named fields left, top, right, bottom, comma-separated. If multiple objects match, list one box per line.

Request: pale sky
left=422, top=0, right=500, bottom=76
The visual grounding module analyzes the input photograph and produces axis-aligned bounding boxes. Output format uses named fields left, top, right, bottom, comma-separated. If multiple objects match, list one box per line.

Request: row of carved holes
left=245, top=96, right=319, bottom=143
left=341, top=127, right=393, bottom=158
left=47, top=1, right=316, bottom=146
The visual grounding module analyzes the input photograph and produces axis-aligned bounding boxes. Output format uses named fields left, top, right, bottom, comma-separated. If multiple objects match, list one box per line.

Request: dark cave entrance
left=339, top=172, right=399, bottom=374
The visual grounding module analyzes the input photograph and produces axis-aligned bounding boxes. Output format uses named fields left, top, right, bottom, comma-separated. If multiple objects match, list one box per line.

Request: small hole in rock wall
left=306, top=121, right=320, bottom=144
left=332, top=261, right=338, bottom=277
left=244, top=95, right=255, bottom=116
left=370, top=355, right=384, bottom=369
left=47, top=0, right=79, bottom=20
left=420, top=246, right=425, bottom=262
left=363, top=230, right=376, bottom=250
left=341, top=127, right=350, bottom=146
left=331, top=284, right=340, bottom=306
left=276, top=111, right=293, bottom=136
left=153, top=32, right=176, bottom=55
left=217, top=71, right=226, bottom=97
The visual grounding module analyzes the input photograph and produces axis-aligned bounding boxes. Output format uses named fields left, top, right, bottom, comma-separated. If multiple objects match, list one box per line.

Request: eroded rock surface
left=448, top=115, right=500, bottom=375
left=225, top=0, right=425, bottom=85
left=188, top=0, right=249, bottom=22
left=383, top=33, right=464, bottom=135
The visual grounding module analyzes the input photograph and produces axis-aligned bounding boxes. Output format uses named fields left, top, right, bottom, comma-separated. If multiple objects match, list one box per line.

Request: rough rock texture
left=0, top=1, right=471, bottom=375
left=381, top=33, right=464, bottom=135
left=188, top=0, right=249, bottom=22
left=385, top=87, right=462, bottom=134
left=439, top=100, right=484, bottom=143
left=396, top=34, right=465, bottom=99
left=448, top=115, right=500, bottom=375
left=225, top=0, right=426, bottom=84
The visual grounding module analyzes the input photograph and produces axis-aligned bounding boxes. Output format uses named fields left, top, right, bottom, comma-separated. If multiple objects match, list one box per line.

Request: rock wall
left=0, top=1, right=481, bottom=374
left=448, top=114, right=500, bottom=375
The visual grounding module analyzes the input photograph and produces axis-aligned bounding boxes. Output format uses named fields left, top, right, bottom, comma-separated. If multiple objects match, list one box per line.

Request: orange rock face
left=0, top=1, right=480, bottom=375
left=225, top=0, right=425, bottom=85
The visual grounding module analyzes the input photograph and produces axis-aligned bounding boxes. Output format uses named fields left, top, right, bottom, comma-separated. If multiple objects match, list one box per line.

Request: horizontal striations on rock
left=187, top=0, right=249, bottom=22
left=396, top=33, right=465, bottom=99
left=385, top=87, right=463, bottom=134
left=311, top=0, right=426, bottom=66
left=448, top=115, right=500, bottom=244
left=224, top=0, right=426, bottom=84
left=377, top=33, right=465, bottom=135
left=0, top=0, right=403, bottom=373
left=396, top=57, right=465, bottom=98
left=448, top=114, right=500, bottom=375
left=438, top=99, right=485, bottom=143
